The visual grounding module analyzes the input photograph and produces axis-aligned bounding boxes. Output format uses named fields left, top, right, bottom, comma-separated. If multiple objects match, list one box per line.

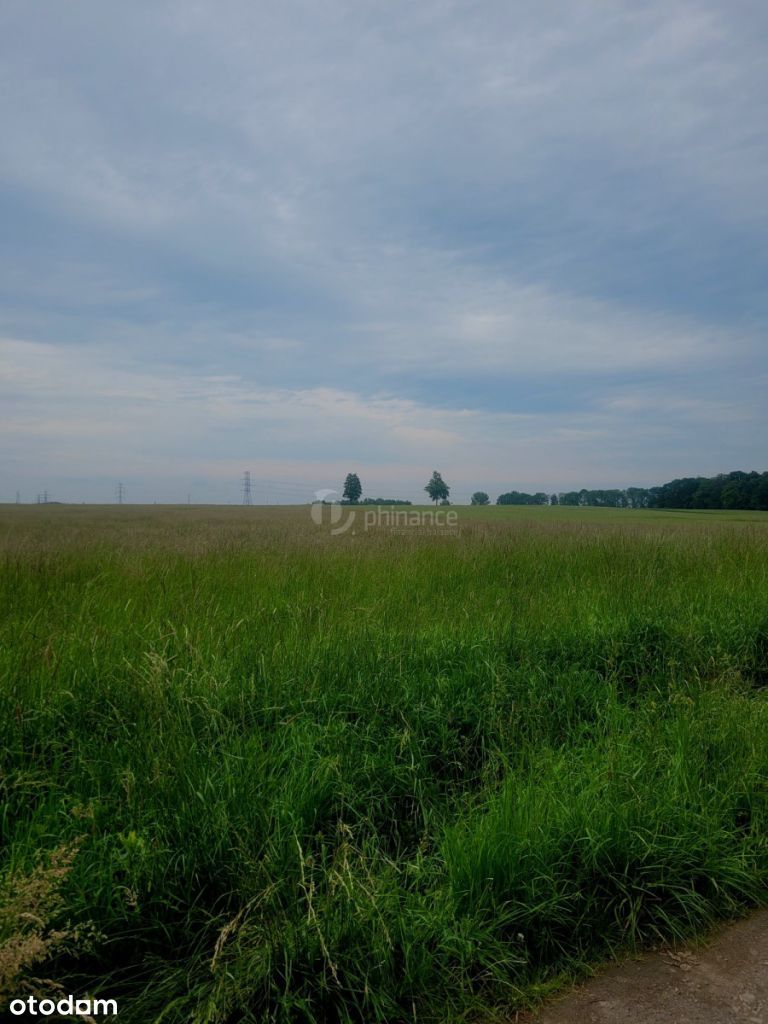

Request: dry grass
left=0, top=840, right=101, bottom=1006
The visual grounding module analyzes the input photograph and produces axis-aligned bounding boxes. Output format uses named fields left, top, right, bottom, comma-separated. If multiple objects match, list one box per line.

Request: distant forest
left=497, top=470, right=768, bottom=511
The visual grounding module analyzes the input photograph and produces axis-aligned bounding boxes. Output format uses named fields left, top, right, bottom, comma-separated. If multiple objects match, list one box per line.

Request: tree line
left=496, top=470, right=768, bottom=510
left=337, top=469, right=768, bottom=511
left=340, top=471, right=451, bottom=506
left=339, top=473, right=412, bottom=504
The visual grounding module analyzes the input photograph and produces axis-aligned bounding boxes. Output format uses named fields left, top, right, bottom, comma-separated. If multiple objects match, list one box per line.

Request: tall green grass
left=1, top=505, right=767, bottom=1021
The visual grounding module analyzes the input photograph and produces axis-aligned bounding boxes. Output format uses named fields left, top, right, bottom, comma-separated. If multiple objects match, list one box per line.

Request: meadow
left=1, top=503, right=768, bottom=1022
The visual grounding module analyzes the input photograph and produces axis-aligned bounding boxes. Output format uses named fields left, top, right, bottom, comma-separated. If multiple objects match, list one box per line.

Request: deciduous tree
left=425, top=471, right=449, bottom=506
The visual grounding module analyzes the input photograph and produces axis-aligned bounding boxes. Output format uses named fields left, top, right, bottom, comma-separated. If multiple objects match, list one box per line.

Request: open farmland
left=2, top=504, right=768, bottom=1022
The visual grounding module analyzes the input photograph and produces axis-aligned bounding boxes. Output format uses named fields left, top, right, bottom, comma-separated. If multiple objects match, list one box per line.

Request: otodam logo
left=9, top=994, right=118, bottom=1016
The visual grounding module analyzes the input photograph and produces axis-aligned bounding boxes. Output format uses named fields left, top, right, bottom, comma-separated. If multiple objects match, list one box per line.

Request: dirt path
left=524, top=910, right=768, bottom=1024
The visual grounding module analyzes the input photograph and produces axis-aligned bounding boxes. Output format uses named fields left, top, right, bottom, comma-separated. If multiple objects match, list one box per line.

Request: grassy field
left=2, top=503, right=768, bottom=1022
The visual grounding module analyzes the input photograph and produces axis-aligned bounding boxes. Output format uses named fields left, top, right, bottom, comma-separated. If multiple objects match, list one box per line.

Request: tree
left=342, top=472, right=362, bottom=503
left=471, top=491, right=490, bottom=506
left=497, top=490, right=540, bottom=505
left=722, top=480, right=746, bottom=509
left=754, top=474, right=768, bottom=511
left=425, top=470, right=449, bottom=506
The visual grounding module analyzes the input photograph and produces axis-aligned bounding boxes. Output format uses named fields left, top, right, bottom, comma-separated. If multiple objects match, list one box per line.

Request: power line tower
left=241, top=471, right=252, bottom=506
left=116, top=482, right=125, bottom=505
left=42, top=490, right=49, bottom=504
left=15, top=491, right=20, bottom=505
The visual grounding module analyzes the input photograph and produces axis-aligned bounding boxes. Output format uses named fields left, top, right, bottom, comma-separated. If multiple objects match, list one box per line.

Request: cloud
left=2, top=336, right=765, bottom=504
left=0, top=1, right=766, bottom=499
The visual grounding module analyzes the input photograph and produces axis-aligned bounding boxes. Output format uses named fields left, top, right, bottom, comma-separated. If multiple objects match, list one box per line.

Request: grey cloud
left=1, top=0, right=766, bottom=498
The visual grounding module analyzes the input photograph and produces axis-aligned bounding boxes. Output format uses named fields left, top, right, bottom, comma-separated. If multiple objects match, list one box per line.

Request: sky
left=1, top=0, right=766, bottom=505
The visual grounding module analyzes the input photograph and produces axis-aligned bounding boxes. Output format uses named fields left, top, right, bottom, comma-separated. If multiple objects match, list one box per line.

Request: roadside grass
left=1, top=505, right=767, bottom=1022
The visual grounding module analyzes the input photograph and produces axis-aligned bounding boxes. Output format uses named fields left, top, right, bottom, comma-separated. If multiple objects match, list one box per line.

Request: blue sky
left=1, top=0, right=766, bottom=504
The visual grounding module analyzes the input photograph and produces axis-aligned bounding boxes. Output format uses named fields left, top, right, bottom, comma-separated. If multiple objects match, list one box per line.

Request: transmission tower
left=15, top=491, right=20, bottom=505
left=116, top=482, right=125, bottom=505
left=241, top=471, right=252, bottom=506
